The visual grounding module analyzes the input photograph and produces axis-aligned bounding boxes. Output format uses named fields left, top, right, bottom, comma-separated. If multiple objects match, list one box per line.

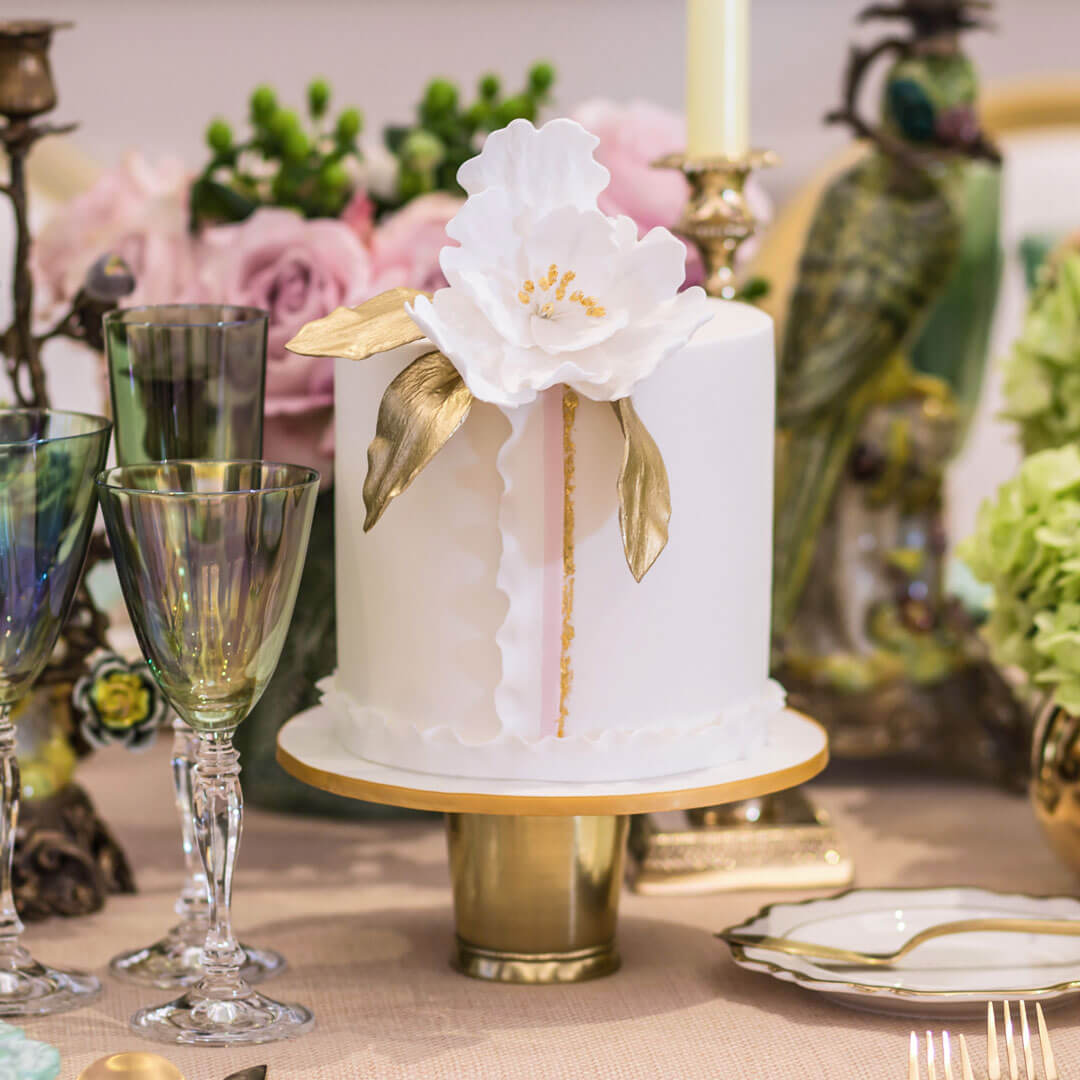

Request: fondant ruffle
left=319, top=675, right=786, bottom=783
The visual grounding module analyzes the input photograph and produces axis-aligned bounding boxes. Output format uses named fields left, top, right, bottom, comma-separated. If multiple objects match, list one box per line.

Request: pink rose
left=198, top=207, right=375, bottom=485
left=570, top=99, right=771, bottom=285
left=572, top=99, right=690, bottom=234
left=341, top=189, right=376, bottom=247
left=369, top=192, right=463, bottom=294
left=32, top=152, right=200, bottom=318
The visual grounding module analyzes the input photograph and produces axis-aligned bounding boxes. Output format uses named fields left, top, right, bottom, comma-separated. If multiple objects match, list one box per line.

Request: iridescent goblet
left=0, top=409, right=110, bottom=1015
left=98, top=461, right=317, bottom=1046
left=104, top=304, right=279, bottom=990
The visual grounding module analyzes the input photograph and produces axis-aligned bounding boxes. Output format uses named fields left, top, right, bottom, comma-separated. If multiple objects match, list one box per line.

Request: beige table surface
left=25, top=742, right=1080, bottom=1080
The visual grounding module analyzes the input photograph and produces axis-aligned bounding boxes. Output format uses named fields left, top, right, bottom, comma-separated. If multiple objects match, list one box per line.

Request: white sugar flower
left=407, top=118, right=711, bottom=407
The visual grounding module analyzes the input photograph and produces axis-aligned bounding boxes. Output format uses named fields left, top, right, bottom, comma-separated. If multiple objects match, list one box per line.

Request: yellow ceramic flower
left=91, top=672, right=151, bottom=731
left=75, top=652, right=167, bottom=751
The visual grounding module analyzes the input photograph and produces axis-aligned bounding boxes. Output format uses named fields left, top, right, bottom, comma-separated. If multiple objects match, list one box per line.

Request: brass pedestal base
left=447, top=813, right=627, bottom=985
left=629, top=789, right=853, bottom=895
left=451, top=939, right=620, bottom=984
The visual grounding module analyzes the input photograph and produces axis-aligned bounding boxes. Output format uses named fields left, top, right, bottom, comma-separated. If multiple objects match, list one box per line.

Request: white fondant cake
left=326, top=297, right=786, bottom=782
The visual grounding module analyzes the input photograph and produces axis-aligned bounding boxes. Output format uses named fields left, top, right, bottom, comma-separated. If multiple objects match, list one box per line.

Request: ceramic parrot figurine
left=772, top=0, right=1000, bottom=641
left=770, top=1, right=1031, bottom=785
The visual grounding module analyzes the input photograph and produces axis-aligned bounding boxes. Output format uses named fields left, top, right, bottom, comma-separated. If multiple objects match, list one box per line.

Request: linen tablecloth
left=30, top=744, right=1080, bottom=1079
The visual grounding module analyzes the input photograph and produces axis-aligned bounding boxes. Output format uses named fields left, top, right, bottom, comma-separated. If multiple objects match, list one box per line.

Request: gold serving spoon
left=720, top=916, right=1080, bottom=968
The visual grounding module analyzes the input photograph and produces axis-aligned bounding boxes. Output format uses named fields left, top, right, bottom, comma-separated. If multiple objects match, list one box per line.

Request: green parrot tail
left=771, top=411, right=863, bottom=641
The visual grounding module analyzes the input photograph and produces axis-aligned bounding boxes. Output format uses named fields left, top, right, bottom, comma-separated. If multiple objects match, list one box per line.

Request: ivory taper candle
left=686, top=0, right=750, bottom=157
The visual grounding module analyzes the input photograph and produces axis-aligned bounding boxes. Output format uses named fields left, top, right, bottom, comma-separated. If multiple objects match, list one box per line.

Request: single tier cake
left=298, top=118, right=786, bottom=781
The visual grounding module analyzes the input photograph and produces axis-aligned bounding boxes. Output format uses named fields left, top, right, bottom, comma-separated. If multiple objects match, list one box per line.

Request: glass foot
left=131, top=984, right=314, bottom=1047
left=110, top=926, right=285, bottom=989
left=0, top=955, right=101, bottom=1017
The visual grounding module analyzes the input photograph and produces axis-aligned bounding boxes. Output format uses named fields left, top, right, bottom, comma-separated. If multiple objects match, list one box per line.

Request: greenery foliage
left=384, top=62, right=555, bottom=203
left=190, top=63, right=556, bottom=229
left=191, top=80, right=365, bottom=227
left=960, top=443, right=1080, bottom=711
left=1001, top=251, right=1080, bottom=454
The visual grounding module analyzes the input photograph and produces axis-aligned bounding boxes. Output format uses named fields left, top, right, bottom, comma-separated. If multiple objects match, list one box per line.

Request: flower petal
left=442, top=188, right=518, bottom=265
left=611, top=221, right=691, bottom=311
left=522, top=206, right=621, bottom=294
left=528, top=306, right=628, bottom=355
left=457, top=118, right=610, bottom=216
left=408, top=290, right=537, bottom=407
left=440, top=188, right=535, bottom=348
left=568, top=286, right=712, bottom=400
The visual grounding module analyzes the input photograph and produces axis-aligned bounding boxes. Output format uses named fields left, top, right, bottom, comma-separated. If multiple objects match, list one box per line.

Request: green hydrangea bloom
left=960, top=443, right=1080, bottom=707
left=1002, top=251, right=1080, bottom=453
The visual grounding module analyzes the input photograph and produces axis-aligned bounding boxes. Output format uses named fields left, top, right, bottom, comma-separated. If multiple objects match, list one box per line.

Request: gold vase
left=447, top=813, right=628, bottom=984
left=1031, top=701, right=1080, bottom=874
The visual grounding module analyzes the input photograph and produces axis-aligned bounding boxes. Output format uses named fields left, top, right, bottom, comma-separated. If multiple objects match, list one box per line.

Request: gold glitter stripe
left=558, top=386, right=578, bottom=739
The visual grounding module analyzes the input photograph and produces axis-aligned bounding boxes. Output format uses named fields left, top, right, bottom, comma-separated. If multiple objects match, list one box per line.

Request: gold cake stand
left=277, top=707, right=827, bottom=985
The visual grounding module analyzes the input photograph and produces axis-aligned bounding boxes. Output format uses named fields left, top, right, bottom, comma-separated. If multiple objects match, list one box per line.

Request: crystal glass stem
left=110, top=711, right=283, bottom=986
left=111, top=712, right=283, bottom=985
left=0, top=706, right=25, bottom=962
left=172, top=720, right=208, bottom=925
left=193, top=734, right=245, bottom=991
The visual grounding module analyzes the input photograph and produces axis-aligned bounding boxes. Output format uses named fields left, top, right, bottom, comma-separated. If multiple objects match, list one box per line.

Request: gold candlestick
left=653, top=149, right=777, bottom=299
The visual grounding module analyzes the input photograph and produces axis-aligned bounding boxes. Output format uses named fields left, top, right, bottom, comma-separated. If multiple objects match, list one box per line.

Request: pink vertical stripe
left=539, top=388, right=563, bottom=739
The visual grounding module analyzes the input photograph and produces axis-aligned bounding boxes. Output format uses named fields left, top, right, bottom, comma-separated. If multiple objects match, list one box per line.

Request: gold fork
left=909, top=1030, right=976, bottom=1080
left=987, top=1001, right=1060, bottom=1080
left=720, top=917, right=1080, bottom=968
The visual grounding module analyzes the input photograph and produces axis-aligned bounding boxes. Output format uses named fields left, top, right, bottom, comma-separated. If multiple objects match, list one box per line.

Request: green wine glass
left=0, top=409, right=110, bottom=1016
left=104, top=305, right=267, bottom=466
left=104, top=303, right=278, bottom=992
left=98, top=461, right=317, bottom=1046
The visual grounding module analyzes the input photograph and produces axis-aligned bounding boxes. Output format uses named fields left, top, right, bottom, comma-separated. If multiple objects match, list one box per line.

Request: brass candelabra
left=653, top=148, right=777, bottom=299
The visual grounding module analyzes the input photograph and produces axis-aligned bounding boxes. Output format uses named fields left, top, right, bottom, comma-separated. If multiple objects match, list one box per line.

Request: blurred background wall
left=34, top=0, right=1080, bottom=204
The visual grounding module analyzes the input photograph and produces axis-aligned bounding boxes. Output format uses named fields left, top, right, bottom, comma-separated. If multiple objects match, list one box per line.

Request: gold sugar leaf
left=285, top=287, right=428, bottom=361
left=612, top=398, right=671, bottom=582
left=364, top=350, right=473, bottom=530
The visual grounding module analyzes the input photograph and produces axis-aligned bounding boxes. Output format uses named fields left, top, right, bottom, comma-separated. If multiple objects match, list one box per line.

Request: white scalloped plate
left=722, top=887, right=1080, bottom=1018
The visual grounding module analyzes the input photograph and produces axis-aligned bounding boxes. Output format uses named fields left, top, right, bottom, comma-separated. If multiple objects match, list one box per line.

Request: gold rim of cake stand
left=274, top=711, right=828, bottom=816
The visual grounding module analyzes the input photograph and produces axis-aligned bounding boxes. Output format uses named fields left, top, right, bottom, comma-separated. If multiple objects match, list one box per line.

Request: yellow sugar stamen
left=516, top=268, right=606, bottom=321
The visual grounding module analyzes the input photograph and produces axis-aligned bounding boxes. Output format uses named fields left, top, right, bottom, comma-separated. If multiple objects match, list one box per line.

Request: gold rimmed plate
left=722, top=886, right=1080, bottom=1018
